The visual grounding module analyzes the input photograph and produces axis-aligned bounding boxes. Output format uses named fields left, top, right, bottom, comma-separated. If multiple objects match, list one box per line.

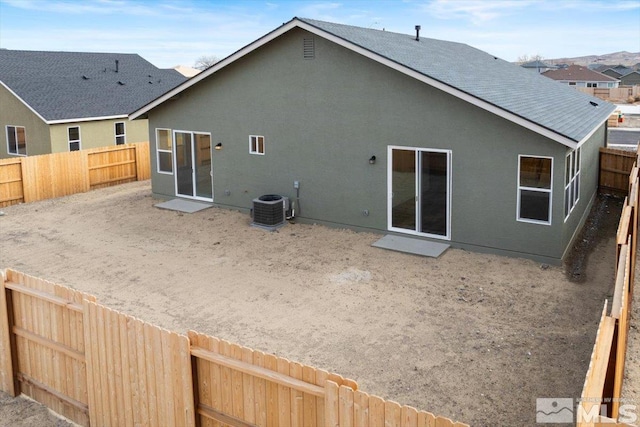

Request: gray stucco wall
left=146, top=28, right=602, bottom=263
left=0, top=84, right=51, bottom=158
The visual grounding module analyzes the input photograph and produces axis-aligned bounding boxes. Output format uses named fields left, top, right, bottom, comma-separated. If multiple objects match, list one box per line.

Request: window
left=250, top=135, right=265, bottom=155
left=115, top=122, right=126, bottom=145
left=568, top=82, right=577, bottom=86
left=586, top=82, right=598, bottom=88
left=564, top=148, right=581, bottom=220
left=518, top=155, right=553, bottom=224
left=68, top=126, right=81, bottom=151
left=607, top=82, right=615, bottom=88
left=156, top=128, right=172, bottom=174
left=6, top=125, right=26, bottom=156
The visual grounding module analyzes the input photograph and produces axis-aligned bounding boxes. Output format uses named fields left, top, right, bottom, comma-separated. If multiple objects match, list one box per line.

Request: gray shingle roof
left=299, top=18, right=615, bottom=144
left=0, top=50, right=186, bottom=122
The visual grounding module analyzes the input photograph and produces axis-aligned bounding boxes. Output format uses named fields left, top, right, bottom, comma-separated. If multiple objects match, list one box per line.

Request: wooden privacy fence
left=578, top=155, right=639, bottom=427
left=577, top=86, right=640, bottom=101
left=0, top=269, right=468, bottom=427
left=0, top=142, right=150, bottom=208
left=600, top=147, right=639, bottom=196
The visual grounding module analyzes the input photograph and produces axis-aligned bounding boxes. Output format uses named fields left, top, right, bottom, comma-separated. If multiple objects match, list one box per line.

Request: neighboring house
left=520, top=60, right=555, bottom=73
left=173, top=65, right=201, bottom=78
left=0, top=50, right=186, bottom=158
left=542, top=65, right=620, bottom=88
left=601, top=65, right=633, bottom=79
left=131, top=17, right=615, bottom=264
left=620, top=71, right=640, bottom=86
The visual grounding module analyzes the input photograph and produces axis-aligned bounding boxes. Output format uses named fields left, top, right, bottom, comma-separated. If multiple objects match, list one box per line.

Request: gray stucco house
left=131, top=17, right=615, bottom=264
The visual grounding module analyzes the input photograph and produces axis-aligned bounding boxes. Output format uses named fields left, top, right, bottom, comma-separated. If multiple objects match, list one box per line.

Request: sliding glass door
left=388, top=146, right=451, bottom=239
left=174, top=130, right=212, bottom=201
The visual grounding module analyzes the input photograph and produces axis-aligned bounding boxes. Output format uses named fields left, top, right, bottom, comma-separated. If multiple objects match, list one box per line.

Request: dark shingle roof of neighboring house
left=521, top=60, right=554, bottom=69
left=0, top=50, right=186, bottom=123
left=542, top=65, right=619, bottom=83
left=132, top=17, right=615, bottom=148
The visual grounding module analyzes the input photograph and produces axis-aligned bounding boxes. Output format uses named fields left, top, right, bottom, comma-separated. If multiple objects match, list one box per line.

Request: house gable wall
left=49, top=118, right=149, bottom=153
left=147, top=28, right=595, bottom=262
left=621, top=73, right=640, bottom=86
left=0, top=84, right=51, bottom=158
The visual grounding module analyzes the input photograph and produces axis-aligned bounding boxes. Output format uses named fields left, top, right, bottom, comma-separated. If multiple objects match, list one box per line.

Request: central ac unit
left=252, top=194, right=290, bottom=228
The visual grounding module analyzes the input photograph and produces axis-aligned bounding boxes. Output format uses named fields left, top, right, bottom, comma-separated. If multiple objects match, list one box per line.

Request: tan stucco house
left=0, top=50, right=185, bottom=158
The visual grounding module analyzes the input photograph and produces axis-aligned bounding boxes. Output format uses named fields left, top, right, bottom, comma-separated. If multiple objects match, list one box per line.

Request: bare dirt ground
left=0, top=181, right=635, bottom=426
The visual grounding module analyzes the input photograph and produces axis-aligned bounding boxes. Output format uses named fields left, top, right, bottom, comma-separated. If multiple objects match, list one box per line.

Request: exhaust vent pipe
left=415, top=25, right=421, bottom=41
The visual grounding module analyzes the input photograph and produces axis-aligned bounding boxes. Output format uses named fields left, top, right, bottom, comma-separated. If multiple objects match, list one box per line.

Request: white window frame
left=156, top=128, right=173, bottom=174
left=249, top=135, right=265, bottom=155
left=586, top=82, right=598, bottom=88
left=564, top=148, right=581, bottom=221
left=68, top=126, right=81, bottom=151
left=6, top=125, right=27, bottom=156
left=517, top=155, right=553, bottom=225
left=115, top=122, right=126, bottom=145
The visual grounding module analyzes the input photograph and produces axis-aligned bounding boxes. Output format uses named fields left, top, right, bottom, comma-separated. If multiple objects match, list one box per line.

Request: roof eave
left=47, top=115, right=129, bottom=125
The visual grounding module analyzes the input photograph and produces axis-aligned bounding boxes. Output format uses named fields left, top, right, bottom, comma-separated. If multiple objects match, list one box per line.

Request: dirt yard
left=0, top=180, right=633, bottom=426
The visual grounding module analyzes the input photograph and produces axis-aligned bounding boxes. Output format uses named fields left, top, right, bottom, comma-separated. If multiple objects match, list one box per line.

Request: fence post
left=0, top=270, right=17, bottom=396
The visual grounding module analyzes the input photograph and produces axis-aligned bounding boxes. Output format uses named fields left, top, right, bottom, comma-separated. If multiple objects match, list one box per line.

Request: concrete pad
left=372, top=234, right=449, bottom=258
left=154, top=198, right=212, bottom=213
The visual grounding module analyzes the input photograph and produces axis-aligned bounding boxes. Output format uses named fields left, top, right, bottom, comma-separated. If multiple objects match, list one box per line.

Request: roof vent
left=590, top=101, right=598, bottom=107
left=117, top=81, right=125, bottom=86
left=303, top=37, right=315, bottom=59
left=115, top=59, right=119, bottom=73
left=415, top=25, right=421, bottom=41
left=82, top=75, right=89, bottom=80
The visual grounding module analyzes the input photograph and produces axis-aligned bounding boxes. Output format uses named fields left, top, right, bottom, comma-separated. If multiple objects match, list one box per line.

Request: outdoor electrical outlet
left=294, top=180, right=300, bottom=189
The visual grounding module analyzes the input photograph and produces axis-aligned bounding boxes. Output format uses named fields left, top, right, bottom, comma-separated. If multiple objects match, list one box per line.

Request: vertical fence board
left=0, top=272, right=15, bottom=395
left=339, top=385, right=354, bottom=427
left=253, top=350, right=267, bottom=427
left=277, top=357, right=291, bottom=427
left=289, top=362, right=304, bottom=427
left=369, top=395, right=385, bottom=427
left=325, top=380, right=339, bottom=427
left=264, top=353, right=279, bottom=427
left=231, top=343, right=245, bottom=420
left=134, top=318, right=150, bottom=426
left=242, top=345, right=256, bottom=425
left=302, top=365, right=317, bottom=427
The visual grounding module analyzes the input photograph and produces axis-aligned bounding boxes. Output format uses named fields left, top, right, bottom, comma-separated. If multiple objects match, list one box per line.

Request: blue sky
left=1, top=0, right=639, bottom=68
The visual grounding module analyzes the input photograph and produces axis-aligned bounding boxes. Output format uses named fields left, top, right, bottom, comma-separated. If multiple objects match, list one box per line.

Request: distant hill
left=546, top=51, right=640, bottom=67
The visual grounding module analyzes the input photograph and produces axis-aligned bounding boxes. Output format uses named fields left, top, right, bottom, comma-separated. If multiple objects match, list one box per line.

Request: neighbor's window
left=568, top=82, right=577, bottom=86
left=587, top=82, right=598, bottom=88
left=6, top=125, right=26, bottom=156
left=518, top=155, right=553, bottom=224
left=564, top=148, right=581, bottom=220
left=68, top=126, right=81, bottom=151
left=156, top=128, right=172, bottom=174
left=115, top=122, right=126, bottom=145
left=250, top=135, right=265, bottom=155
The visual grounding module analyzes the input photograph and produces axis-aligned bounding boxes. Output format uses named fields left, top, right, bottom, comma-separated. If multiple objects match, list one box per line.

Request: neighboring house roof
left=172, top=65, right=201, bottom=78
left=542, top=65, right=619, bottom=83
left=521, top=60, right=554, bottom=69
left=601, top=69, right=623, bottom=78
left=0, top=49, right=186, bottom=124
left=131, top=17, right=615, bottom=148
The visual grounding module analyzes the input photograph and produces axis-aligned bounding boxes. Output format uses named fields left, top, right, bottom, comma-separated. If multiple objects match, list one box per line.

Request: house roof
left=542, top=65, right=619, bottom=83
left=131, top=17, right=615, bottom=148
left=521, top=60, right=554, bottom=69
left=0, top=49, right=186, bottom=123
